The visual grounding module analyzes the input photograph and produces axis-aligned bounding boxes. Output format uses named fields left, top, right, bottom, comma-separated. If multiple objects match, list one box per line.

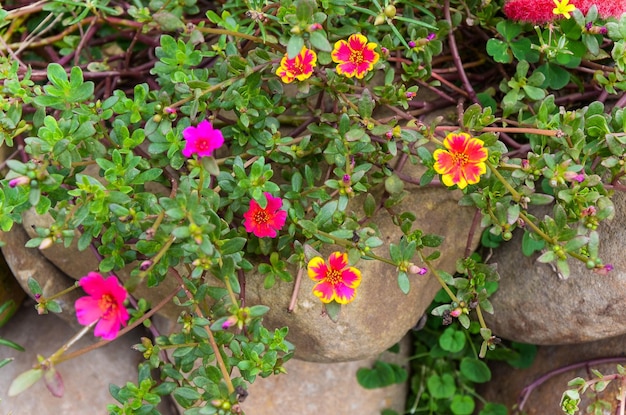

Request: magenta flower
left=243, top=192, right=287, bottom=238
left=182, top=119, right=224, bottom=158
left=75, top=272, right=129, bottom=340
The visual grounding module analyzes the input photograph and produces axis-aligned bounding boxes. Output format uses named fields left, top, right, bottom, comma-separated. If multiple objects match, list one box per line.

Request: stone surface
left=0, top=251, right=25, bottom=326
left=485, top=190, right=626, bottom=345
left=0, top=300, right=177, bottom=415
left=479, top=334, right=626, bottom=414
left=246, top=163, right=479, bottom=362
left=242, top=335, right=410, bottom=415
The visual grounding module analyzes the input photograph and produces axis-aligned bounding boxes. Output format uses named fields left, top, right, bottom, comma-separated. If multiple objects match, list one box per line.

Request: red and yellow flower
left=433, top=132, right=488, bottom=189
left=307, top=252, right=362, bottom=304
left=275, top=46, right=317, bottom=84
left=331, top=34, right=380, bottom=79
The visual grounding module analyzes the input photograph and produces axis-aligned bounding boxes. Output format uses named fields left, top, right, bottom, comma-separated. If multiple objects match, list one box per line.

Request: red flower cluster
left=503, top=0, right=626, bottom=23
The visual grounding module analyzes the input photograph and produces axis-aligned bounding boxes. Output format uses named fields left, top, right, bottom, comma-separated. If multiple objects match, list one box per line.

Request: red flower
left=243, top=192, right=287, bottom=238
left=182, top=119, right=224, bottom=158
left=433, top=132, right=488, bottom=189
left=75, top=272, right=129, bottom=340
left=331, top=34, right=380, bottom=79
left=275, top=46, right=317, bottom=84
left=307, top=252, right=362, bottom=304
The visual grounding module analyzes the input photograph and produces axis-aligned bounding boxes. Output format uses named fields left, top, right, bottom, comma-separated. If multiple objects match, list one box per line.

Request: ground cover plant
left=1, top=0, right=626, bottom=413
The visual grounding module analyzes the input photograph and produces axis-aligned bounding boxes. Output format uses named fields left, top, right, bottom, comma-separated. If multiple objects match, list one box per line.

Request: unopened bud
left=450, top=308, right=462, bottom=318
left=38, top=237, right=54, bottom=250
left=9, top=176, right=30, bottom=188
left=374, top=14, right=386, bottom=26
left=140, top=260, right=152, bottom=271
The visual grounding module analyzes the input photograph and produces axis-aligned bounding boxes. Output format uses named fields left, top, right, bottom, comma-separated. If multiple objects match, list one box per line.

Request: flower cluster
left=275, top=34, right=380, bottom=83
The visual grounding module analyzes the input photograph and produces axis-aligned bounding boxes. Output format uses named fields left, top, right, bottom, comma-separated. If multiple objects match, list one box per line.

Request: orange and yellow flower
left=307, top=252, right=361, bottom=304
left=331, top=34, right=380, bottom=79
left=275, top=46, right=317, bottom=83
left=433, top=132, right=488, bottom=189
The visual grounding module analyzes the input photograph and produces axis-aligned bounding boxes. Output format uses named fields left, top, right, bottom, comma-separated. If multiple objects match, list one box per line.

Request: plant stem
left=486, top=159, right=521, bottom=202
left=170, top=268, right=235, bottom=395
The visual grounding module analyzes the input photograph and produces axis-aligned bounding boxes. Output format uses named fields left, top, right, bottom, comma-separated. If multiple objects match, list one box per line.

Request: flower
left=307, top=252, right=362, bottom=304
left=275, top=47, right=317, bottom=84
left=433, top=132, right=488, bottom=189
left=75, top=272, right=129, bottom=340
left=552, top=0, right=576, bottom=18
left=182, top=119, right=224, bottom=158
left=331, top=34, right=380, bottom=79
left=243, top=192, right=287, bottom=238
left=9, top=176, right=29, bottom=188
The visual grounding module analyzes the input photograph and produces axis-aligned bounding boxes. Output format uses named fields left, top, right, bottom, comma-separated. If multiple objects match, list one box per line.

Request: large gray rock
left=485, top=191, right=626, bottom=345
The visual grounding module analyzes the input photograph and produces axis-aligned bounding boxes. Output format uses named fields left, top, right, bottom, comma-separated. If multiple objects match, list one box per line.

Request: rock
left=479, top=334, right=626, bottom=414
left=0, top=223, right=82, bottom=328
left=485, top=190, right=626, bottom=345
left=0, top=250, right=25, bottom=326
left=0, top=301, right=177, bottom=415
left=246, top=162, right=480, bottom=362
left=242, top=335, right=410, bottom=415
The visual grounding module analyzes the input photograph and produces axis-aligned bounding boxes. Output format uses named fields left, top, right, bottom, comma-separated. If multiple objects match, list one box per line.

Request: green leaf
left=426, top=373, right=455, bottom=399
left=397, top=271, right=410, bottom=294
left=536, top=63, right=570, bottom=89
left=451, top=395, right=475, bottom=415
left=356, top=361, right=407, bottom=389
left=27, top=277, right=42, bottom=295
left=324, top=300, right=341, bottom=323
left=486, top=39, right=511, bottom=64
left=8, top=368, right=43, bottom=396
left=287, top=36, right=304, bottom=59
left=309, top=30, right=332, bottom=52
left=479, top=403, right=508, bottom=415
left=460, top=357, right=491, bottom=383
left=439, top=327, right=466, bottom=353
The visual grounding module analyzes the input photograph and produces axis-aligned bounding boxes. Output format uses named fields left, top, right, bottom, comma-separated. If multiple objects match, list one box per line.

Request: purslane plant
left=1, top=0, right=626, bottom=413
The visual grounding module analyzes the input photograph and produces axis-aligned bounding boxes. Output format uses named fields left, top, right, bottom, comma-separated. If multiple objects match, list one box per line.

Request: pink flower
left=75, top=272, right=129, bottom=340
left=307, top=252, right=362, bottom=304
left=182, top=119, right=224, bottom=158
left=243, top=193, right=287, bottom=238
left=331, top=34, right=380, bottom=79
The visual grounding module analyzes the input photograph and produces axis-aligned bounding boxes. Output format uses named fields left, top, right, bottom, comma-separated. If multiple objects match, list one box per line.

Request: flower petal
left=312, top=281, right=335, bottom=303
left=340, top=267, right=362, bottom=288
left=331, top=40, right=352, bottom=63
left=307, top=257, right=328, bottom=281
left=94, top=316, right=120, bottom=340
left=433, top=149, right=454, bottom=174
left=75, top=296, right=102, bottom=325
left=333, top=282, right=357, bottom=304
left=328, top=252, right=348, bottom=271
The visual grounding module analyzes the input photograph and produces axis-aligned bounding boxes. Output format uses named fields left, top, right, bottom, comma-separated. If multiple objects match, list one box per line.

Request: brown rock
left=485, top=190, right=626, bottom=345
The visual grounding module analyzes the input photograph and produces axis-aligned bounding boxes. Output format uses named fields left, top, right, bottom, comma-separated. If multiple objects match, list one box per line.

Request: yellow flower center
left=99, top=294, right=117, bottom=318
left=350, top=50, right=364, bottom=64
left=254, top=209, right=269, bottom=224
left=452, top=152, right=469, bottom=167
left=325, top=268, right=342, bottom=284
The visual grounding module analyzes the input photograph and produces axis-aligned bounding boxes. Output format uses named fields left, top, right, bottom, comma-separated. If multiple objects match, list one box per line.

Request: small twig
left=444, top=0, right=478, bottom=104
left=288, top=267, right=304, bottom=313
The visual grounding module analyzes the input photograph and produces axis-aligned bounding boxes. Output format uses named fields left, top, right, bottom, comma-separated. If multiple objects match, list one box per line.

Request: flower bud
left=307, top=23, right=323, bottom=32
left=374, top=14, right=386, bottom=26
left=140, top=260, right=152, bottom=271
left=409, top=264, right=428, bottom=275
left=38, top=237, right=54, bottom=250
left=9, top=176, right=30, bottom=188
left=450, top=308, right=462, bottom=318
left=383, top=4, right=397, bottom=18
